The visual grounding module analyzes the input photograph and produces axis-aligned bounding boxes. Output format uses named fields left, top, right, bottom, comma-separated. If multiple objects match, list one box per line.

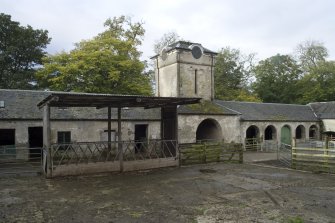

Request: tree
left=297, top=61, right=335, bottom=103
left=252, top=54, right=302, bottom=103
left=37, top=16, right=152, bottom=95
left=214, top=47, right=260, bottom=102
left=153, top=31, right=180, bottom=55
left=295, top=40, right=328, bottom=73
left=0, top=13, right=50, bottom=89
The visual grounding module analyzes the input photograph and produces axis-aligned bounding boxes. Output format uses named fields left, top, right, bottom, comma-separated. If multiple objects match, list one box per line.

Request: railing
left=0, top=145, right=42, bottom=174
left=180, top=141, right=243, bottom=165
left=245, top=138, right=261, bottom=151
left=292, top=146, right=335, bottom=174
left=262, top=140, right=278, bottom=152
left=50, top=139, right=177, bottom=168
left=0, top=145, right=17, bottom=161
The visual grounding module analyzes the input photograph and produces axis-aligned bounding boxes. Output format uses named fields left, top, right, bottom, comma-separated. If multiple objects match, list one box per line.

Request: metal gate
left=278, top=143, right=291, bottom=167
left=0, top=145, right=42, bottom=175
left=245, top=138, right=261, bottom=151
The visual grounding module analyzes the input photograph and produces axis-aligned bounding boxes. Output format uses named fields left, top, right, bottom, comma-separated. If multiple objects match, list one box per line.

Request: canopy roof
left=37, top=92, right=201, bottom=109
left=322, top=119, right=335, bottom=133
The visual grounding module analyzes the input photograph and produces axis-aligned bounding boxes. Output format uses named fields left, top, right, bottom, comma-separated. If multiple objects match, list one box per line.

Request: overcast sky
left=2, top=0, right=335, bottom=61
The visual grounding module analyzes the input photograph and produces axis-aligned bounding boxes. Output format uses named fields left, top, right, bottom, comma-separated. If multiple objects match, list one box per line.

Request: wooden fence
left=179, top=142, right=243, bottom=165
left=292, top=147, right=335, bottom=173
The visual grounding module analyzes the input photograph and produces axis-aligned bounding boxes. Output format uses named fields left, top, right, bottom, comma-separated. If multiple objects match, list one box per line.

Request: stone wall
left=178, top=114, right=241, bottom=144
left=155, top=49, right=214, bottom=100
left=0, top=120, right=160, bottom=146
left=241, top=121, right=321, bottom=145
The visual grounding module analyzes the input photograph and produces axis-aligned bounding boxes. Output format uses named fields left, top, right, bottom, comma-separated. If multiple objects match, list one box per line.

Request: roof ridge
left=213, top=101, right=241, bottom=115
left=216, top=100, right=308, bottom=107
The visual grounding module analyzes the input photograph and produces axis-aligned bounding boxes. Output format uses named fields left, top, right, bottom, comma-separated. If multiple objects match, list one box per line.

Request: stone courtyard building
left=1, top=41, right=335, bottom=171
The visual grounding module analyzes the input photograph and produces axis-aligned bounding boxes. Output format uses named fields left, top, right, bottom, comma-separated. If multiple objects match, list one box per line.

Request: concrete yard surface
left=0, top=163, right=335, bottom=223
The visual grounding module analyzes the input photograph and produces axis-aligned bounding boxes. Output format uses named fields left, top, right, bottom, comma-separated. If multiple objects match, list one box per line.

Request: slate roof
left=0, top=89, right=329, bottom=122
left=178, top=100, right=238, bottom=115
left=150, top=41, right=217, bottom=58
left=215, top=100, right=319, bottom=122
left=309, top=102, right=335, bottom=119
left=166, top=41, right=217, bottom=55
left=0, top=89, right=160, bottom=120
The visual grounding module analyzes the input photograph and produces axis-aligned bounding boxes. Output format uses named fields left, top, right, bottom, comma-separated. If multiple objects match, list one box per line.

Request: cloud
left=2, top=0, right=335, bottom=60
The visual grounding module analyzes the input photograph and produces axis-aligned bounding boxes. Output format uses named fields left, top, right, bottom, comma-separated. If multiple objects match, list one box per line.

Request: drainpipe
left=210, top=54, right=214, bottom=101
left=155, top=57, right=160, bottom=97
left=177, top=51, right=181, bottom=97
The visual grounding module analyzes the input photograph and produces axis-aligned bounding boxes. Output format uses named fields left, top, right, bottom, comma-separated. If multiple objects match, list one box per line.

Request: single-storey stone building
left=1, top=41, right=335, bottom=175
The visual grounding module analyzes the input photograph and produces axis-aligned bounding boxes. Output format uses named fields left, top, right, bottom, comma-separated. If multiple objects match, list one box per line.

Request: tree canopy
left=214, top=47, right=260, bottom=102
left=252, top=54, right=302, bottom=104
left=295, top=40, right=328, bottom=73
left=37, top=16, right=152, bottom=95
left=297, top=61, right=335, bottom=103
left=0, top=13, right=50, bottom=89
left=153, top=31, right=180, bottom=55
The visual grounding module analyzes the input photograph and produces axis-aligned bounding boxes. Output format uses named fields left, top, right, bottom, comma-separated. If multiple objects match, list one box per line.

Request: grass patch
left=287, top=216, right=304, bottom=223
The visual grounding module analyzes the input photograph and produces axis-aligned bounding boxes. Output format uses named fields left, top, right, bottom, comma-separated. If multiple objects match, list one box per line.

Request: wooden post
left=108, top=106, right=111, bottom=151
left=291, top=146, right=296, bottom=169
left=118, top=107, right=123, bottom=172
left=239, top=143, right=243, bottom=164
left=43, top=105, right=52, bottom=178
left=174, top=105, right=179, bottom=165
left=292, top=137, right=296, bottom=147
left=325, top=135, right=329, bottom=172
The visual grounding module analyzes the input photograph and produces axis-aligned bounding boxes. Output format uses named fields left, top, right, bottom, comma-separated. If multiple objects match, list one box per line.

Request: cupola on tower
left=152, top=41, right=217, bottom=100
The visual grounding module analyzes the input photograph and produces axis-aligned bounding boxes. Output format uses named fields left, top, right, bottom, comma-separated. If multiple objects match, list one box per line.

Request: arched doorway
left=281, top=125, right=291, bottom=145
left=246, top=125, right=259, bottom=139
left=196, top=119, right=222, bottom=142
left=295, top=125, right=306, bottom=140
left=309, top=125, right=318, bottom=140
left=245, top=125, right=260, bottom=151
left=264, top=125, right=277, bottom=140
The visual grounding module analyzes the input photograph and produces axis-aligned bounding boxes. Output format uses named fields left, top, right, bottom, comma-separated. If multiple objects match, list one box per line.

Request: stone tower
left=152, top=41, right=217, bottom=100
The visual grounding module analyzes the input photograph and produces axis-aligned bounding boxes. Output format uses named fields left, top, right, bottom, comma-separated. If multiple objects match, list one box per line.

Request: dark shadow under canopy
left=38, top=92, right=201, bottom=109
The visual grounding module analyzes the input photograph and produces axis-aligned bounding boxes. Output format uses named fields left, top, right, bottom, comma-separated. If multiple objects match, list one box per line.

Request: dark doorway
left=196, top=119, right=222, bottom=142
left=0, top=129, right=15, bottom=157
left=265, top=125, right=276, bottom=140
left=0, top=129, right=15, bottom=146
left=28, top=127, right=43, bottom=160
left=295, top=125, right=305, bottom=140
left=246, top=125, right=259, bottom=139
left=135, top=124, right=148, bottom=153
left=309, top=125, right=317, bottom=140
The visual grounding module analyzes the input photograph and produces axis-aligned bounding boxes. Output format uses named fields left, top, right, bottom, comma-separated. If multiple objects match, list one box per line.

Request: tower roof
left=166, top=41, right=217, bottom=54
left=151, top=41, right=217, bottom=59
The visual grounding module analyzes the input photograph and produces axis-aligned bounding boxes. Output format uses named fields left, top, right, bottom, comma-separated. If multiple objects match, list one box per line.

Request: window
left=101, top=130, right=116, bottom=142
left=57, top=131, right=71, bottom=144
left=194, top=69, right=198, bottom=95
left=0, top=101, right=4, bottom=108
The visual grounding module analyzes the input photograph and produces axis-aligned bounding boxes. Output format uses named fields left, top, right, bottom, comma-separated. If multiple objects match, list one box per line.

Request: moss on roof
left=181, top=100, right=227, bottom=114
left=269, top=115, right=288, bottom=121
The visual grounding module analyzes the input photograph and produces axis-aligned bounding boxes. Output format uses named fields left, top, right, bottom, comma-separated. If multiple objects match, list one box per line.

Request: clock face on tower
left=191, top=45, right=203, bottom=59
